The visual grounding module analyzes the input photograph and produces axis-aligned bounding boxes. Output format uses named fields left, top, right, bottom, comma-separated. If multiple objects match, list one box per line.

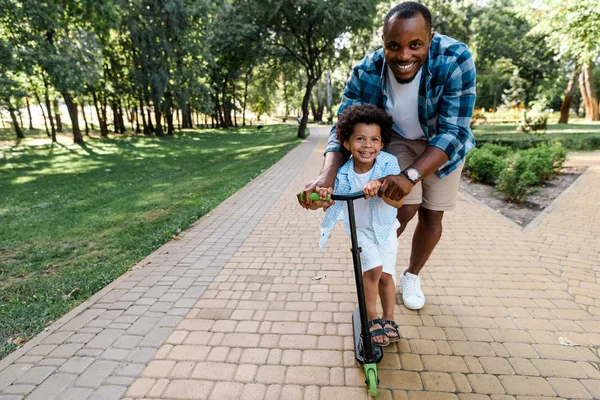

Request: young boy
left=309, top=104, right=403, bottom=346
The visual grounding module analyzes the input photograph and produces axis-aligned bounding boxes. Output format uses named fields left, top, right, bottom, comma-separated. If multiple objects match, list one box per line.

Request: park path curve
left=0, top=126, right=598, bottom=400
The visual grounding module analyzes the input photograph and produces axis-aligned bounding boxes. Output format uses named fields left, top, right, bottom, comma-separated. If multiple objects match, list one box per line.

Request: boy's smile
left=343, top=123, right=384, bottom=174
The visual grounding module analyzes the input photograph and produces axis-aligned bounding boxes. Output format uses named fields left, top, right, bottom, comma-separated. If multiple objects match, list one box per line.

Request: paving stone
left=74, top=360, right=118, bottom=388
left=162, top=379, right=213, bottom=399
left=25, top=373, right=76, bottom=400
left=88, top=385, right=127, bottom=400
left=497, top=376, right=555, bottom=396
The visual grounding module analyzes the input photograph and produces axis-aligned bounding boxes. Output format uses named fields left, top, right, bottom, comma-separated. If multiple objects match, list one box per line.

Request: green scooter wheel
left=365, top=364, right=378, bottom=397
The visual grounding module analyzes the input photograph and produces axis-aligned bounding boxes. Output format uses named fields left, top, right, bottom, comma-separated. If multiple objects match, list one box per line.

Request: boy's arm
left=364, top=178, right=403, bottom=208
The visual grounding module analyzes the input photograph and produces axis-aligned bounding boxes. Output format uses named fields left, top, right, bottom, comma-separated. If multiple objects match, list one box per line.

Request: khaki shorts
left=386, top=135, right=463, bottom=211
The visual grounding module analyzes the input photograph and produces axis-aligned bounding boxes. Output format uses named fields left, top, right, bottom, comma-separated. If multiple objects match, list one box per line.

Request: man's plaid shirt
left=326, top=34, right=476, bottom=178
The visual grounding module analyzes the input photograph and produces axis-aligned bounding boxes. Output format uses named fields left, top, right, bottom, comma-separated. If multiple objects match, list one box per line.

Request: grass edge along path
left=0, top=125, right=302, bottom=359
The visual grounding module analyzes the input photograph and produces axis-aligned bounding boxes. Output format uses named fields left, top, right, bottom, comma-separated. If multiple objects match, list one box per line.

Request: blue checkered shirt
left=326, top=34, right=476, bottom=178
left=319, top=151, right=400, bottom=249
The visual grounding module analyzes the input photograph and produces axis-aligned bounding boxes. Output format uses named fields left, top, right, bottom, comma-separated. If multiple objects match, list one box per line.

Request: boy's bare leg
left=364, top=267, right=386, bottom=345
left=379, top=272, right=399, bottom=339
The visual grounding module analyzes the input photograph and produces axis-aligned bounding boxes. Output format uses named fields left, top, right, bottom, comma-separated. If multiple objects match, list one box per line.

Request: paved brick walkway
left=0, top=127, right=598, bottom=400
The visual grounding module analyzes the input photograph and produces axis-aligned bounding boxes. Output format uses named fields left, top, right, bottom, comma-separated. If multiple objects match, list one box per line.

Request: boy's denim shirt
left=319, top=151, right=401, bottom=249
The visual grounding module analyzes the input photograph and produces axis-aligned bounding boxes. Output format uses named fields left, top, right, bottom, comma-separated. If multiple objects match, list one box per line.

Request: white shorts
left=351, top=226, right=399, bottom=285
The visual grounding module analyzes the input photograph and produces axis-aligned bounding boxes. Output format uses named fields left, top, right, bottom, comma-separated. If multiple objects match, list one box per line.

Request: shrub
left=497, top=166, right=538, bottom=202
left=464, top=147, right=508, bottom=185
left=518, top=111, right=548, bottom=134
left=496, top=144, right=566, bottom=202
left=479, top=143, right=511, bottom=157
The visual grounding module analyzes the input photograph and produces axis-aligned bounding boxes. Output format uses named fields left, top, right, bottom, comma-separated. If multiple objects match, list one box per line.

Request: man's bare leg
left=396, top=205, right=443, bottom=275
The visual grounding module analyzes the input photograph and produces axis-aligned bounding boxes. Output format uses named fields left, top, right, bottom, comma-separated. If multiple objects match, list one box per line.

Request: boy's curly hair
left=336, top=104, right=394, bottom=147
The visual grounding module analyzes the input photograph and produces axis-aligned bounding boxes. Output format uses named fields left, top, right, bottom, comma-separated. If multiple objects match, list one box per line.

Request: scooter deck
left=352, top=308, right=383, bottom=364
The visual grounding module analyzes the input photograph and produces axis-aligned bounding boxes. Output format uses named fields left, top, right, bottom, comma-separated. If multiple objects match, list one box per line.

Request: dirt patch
left=460, top=167, right=587, bottom=227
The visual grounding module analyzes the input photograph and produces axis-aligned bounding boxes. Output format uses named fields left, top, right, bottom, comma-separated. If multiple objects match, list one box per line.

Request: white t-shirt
left=342, top=168, right=374, bottom=232
left=385, top=66, right=426, bottom=140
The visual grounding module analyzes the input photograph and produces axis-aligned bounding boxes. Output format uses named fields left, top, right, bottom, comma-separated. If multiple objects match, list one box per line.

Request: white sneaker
left=400, top=268, right=425, bottom=310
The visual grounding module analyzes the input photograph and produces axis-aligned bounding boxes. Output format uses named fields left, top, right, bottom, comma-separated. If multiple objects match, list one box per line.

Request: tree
left=0, top=38, right=26, bottom=139
left=469, top=0, right=560, bottom=110
left=502, top=68, right=526, bottom=108
left=249, top=0, right=382, bottom=138
left=522, top=0, right=600, bottom=121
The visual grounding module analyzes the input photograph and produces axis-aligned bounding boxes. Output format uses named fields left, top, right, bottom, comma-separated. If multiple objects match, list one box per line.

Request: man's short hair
left=384, top=2, right=432, bottom=33
left=336, top=104, right=394, bottom=146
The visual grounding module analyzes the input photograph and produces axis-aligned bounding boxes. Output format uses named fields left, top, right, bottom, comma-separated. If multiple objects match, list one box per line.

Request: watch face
left=407, top=169, right=419, bottom=180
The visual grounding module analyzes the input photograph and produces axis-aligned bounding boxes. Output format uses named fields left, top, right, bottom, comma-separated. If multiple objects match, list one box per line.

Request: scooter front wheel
left=364, top=363, right=378, bottom=397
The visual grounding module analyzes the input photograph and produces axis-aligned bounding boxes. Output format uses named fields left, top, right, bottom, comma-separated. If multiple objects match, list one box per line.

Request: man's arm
left=298, top=152, right=344, bottom=210
left=428, top=47, right=476, bottom=166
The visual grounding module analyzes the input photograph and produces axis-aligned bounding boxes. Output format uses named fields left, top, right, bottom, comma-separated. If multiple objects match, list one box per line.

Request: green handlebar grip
left=300, top=192, right=331, bottom=202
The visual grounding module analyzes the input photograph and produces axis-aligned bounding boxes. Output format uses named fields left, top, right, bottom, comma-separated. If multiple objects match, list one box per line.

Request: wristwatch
left=402, top=167, right=421, bottom=185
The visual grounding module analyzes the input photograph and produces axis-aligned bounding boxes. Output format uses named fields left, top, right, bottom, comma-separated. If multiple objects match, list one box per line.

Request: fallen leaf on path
left=312, top=275, right=326, bottom=281
left=171, top=235, right=181, bottom=240
left=558, top=337, right=579, bottom=346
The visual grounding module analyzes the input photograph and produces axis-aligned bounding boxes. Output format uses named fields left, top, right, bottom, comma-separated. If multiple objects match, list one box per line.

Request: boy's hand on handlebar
left=363, top=180, right=382, bottom=198
left=298, top=176, right=334, bottom=210
left=307, top=186, right=333, bottom=210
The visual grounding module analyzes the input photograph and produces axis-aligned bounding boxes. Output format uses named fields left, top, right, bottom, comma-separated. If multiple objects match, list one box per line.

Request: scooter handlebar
left=300, top=191, right=365, bottom=202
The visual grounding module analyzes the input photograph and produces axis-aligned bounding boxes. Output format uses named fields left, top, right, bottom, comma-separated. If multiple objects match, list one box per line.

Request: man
left=299, top=1, right=476, bottom=312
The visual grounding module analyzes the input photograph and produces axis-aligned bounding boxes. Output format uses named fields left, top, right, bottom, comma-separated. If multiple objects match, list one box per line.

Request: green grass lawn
left=0, top=125, right=301, bottom=359
left=473, top=121, right=600, bottom=150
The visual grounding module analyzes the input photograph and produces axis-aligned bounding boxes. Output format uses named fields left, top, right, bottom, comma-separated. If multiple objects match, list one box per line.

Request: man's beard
left=395, top=73, right=418, bottom=85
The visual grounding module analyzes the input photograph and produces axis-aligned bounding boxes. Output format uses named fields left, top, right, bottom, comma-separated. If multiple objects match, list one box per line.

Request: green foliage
left=518, top=111, right=548, bottom=134
left=464, top=145, right=509, bottom=185
left=469, top=1, right=562, bottom=110
left=496, top=144, right=567, bottom=202
left=521, top=0, right=600, bottom=64
left=501, top=68, right=527, bottom=108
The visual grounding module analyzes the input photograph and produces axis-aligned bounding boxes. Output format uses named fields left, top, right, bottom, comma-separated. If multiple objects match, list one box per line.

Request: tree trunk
left=182, top=103, right=191, bottom=129
left=34, top=91, right=50, bottom=137
left=558, top=66, right=580, bottom=124
left=92, top=90, right=109, bottom=138
left=25, top=98, right=34, bottom=130
left=6, top=99, right=25, bottom=139
left=299, top=77, right=318, bottom=139
left=134, top=104, right=141, bottom=134
left=112, top=100, right=120, bottom=133
left=81, top=100, right=90, bottom=135
left=214, top=96, right=224, bottom=128
left=147, top=105, right=155, bottom=133
left=118, top=101, right=125, bottom=133
left=242, top=72, right=249, bottom=126
left=63, top=92, right=84, bottom=144
left=579, top=62, right=599, bottom=121
left=154, top=100, right=164, bottom=136
left=139, top=96, right=150, bottom=135
left=53, top=100, right=63, bottom=132
left=43, top=76, right=56, bottom=142
left=282, top=76, right=289, bottom=122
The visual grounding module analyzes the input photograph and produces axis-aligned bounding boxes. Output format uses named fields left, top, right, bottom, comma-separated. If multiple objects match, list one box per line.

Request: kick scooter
left=302, top=191, right=383, bottom=397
